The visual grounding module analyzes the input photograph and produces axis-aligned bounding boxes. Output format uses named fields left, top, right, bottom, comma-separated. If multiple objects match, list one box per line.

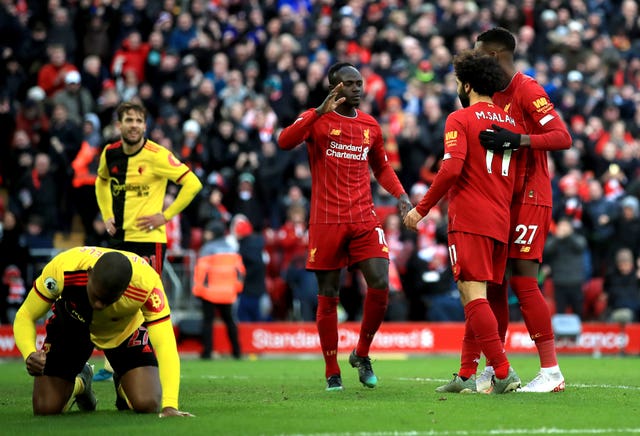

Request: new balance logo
left=532, top=97, right=549, bottom=109
left=330, top=129, right=341, bottom=136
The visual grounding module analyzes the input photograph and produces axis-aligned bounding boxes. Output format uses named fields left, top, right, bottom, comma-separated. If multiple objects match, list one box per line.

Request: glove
left=479, top=124, right=521, bottom=151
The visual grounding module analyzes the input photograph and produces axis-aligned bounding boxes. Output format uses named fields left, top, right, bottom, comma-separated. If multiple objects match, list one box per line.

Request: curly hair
left=453, top=50, right=507, bottom=98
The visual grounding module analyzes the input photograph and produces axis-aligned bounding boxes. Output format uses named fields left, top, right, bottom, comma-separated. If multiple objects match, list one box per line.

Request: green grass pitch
left=1, top=354, right=638, bottom=435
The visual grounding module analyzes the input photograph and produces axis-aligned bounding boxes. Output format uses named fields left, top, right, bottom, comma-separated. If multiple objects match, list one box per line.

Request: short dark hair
left=327, top=62, right=357, bottom=86
left=204, top=219, right=226, bottom=239
left=453, top=50, right=507, bottom=97
left=476, top=27, right=516, bottom=53
left=116, top=101, right=147, bottom=122
left=93, top=252, right=133, bottom=300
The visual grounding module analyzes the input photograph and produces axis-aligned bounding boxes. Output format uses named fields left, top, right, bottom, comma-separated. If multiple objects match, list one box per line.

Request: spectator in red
left=277, top=205, right=317, bottom=321
left=555, top=172, right=584, bottom=229
left=594, top=119, right=636, bottom=156
left=111, top=31, right=150, bottom=84
left=37, top=44, right=78, bottom=97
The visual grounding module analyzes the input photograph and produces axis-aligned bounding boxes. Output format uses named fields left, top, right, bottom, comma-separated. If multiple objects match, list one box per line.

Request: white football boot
left=518, top=370, right=565, bottom=392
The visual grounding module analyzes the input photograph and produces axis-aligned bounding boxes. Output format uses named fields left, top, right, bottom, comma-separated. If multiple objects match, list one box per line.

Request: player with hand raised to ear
left=278, top=62, right=411, bottom=392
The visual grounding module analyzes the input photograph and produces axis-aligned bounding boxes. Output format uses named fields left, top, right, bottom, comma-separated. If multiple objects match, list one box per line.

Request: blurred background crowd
left=1, top=0, right=639, bottom=326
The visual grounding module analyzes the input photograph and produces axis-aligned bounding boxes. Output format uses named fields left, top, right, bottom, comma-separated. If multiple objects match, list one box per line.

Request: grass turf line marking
left=396, top=377, right=640, bottom=390
left=280, top=428, right=640, bottom=436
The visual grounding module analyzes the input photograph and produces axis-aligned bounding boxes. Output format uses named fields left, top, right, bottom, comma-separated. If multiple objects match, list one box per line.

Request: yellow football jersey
left=96, top=139, right=191, bottom=243
left=34, top=246, right=171, bottom=349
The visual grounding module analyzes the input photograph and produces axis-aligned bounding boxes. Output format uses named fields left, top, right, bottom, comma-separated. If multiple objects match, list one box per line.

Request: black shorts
left=103, top=325, right=159, bottom=376
left=109, top=241, right=166, bottom=273
left=43, top=312, right=94, bottom=382
left=43, top=322, right=158, bottom=382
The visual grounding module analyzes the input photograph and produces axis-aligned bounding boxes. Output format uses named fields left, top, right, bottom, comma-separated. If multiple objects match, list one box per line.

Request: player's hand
left=26, top=350, right=46, bottom=376
left=105, top=217, right=117, bottom=236
left=403, top=208, right=424, bottom=232
left=137, top=213, right=167, bottom=232
left=159, top=407, right=195, bottom=418
left=479, top=124, right=521, bottom=151
left=316, top=82, right=346, bottom=115
left=397, top=193, right=412, bottom=220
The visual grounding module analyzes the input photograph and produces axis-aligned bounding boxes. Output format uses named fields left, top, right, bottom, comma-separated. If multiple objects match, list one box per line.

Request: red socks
left=464, top=298, right=510, bottom=379
left=355, top=288, right=389, bottom=357
left=317, top=289, right=388, bottom=378
left=458, top=320, right=481, bottom=379
left=316, top=295, right=340, bottom=378
left=510, top=276, right=558, bottom=368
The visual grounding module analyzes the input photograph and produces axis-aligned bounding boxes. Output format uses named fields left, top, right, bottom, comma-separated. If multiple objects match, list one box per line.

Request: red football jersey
left=492, top=71, right=570, bottom=207
left=443, top=102, right=522, bottom=243
left=278, top=108, right=404, bottom=225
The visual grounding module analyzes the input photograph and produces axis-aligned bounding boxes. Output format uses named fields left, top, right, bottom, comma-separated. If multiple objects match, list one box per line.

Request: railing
left=162, top=249, right=200, bottom=321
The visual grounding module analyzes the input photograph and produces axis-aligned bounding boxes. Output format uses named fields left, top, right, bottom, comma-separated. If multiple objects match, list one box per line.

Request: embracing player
left=473, top=27, right=573, bottom=392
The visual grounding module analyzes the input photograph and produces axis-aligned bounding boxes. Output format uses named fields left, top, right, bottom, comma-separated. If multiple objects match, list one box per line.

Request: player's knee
left=318, top=288, right=339, bottom=298
left=131, top=395, right=161, bottom=414
left=33, top=399, right=64, bottom=415
left=366, top=275, right=388, bottom=290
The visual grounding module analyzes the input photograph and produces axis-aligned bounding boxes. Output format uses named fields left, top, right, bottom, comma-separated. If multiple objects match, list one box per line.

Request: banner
left=1, top=322, right=638, bottom=357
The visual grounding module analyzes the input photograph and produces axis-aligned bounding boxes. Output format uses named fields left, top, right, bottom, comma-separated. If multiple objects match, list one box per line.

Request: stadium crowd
left=1, top=0, right=640, bottom=325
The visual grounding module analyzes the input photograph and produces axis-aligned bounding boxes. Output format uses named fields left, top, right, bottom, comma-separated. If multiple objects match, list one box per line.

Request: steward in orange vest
left=192, top=220, right=244, bottom=359
left=193, top=251, right=245, bottom=304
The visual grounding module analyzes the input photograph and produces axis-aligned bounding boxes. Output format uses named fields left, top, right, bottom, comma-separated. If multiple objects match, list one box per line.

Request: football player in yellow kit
left=13, top=247, right=193, bottom=417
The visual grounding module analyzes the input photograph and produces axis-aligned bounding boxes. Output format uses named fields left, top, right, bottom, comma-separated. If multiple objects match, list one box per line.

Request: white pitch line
left=277, top=428, right=640, bottom=436
left=396, top=378, right=640, bottom=390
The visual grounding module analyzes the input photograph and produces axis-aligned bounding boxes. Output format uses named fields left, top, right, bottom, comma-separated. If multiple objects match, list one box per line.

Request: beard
left=122, top=130, right=143, bottom=146
left=458, top=89, right=470, bottom=108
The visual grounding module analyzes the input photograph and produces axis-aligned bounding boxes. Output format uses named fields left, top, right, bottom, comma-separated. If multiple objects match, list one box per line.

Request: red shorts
left=307, top=222, right=389, bottom=270
left=448, top=231, right=508, bottom=283
left=508, top=203, right=551, bottom=262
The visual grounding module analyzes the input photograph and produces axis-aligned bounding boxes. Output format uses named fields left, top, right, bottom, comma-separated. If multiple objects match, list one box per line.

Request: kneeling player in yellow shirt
left=13, top=246, right=193, bottom=417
